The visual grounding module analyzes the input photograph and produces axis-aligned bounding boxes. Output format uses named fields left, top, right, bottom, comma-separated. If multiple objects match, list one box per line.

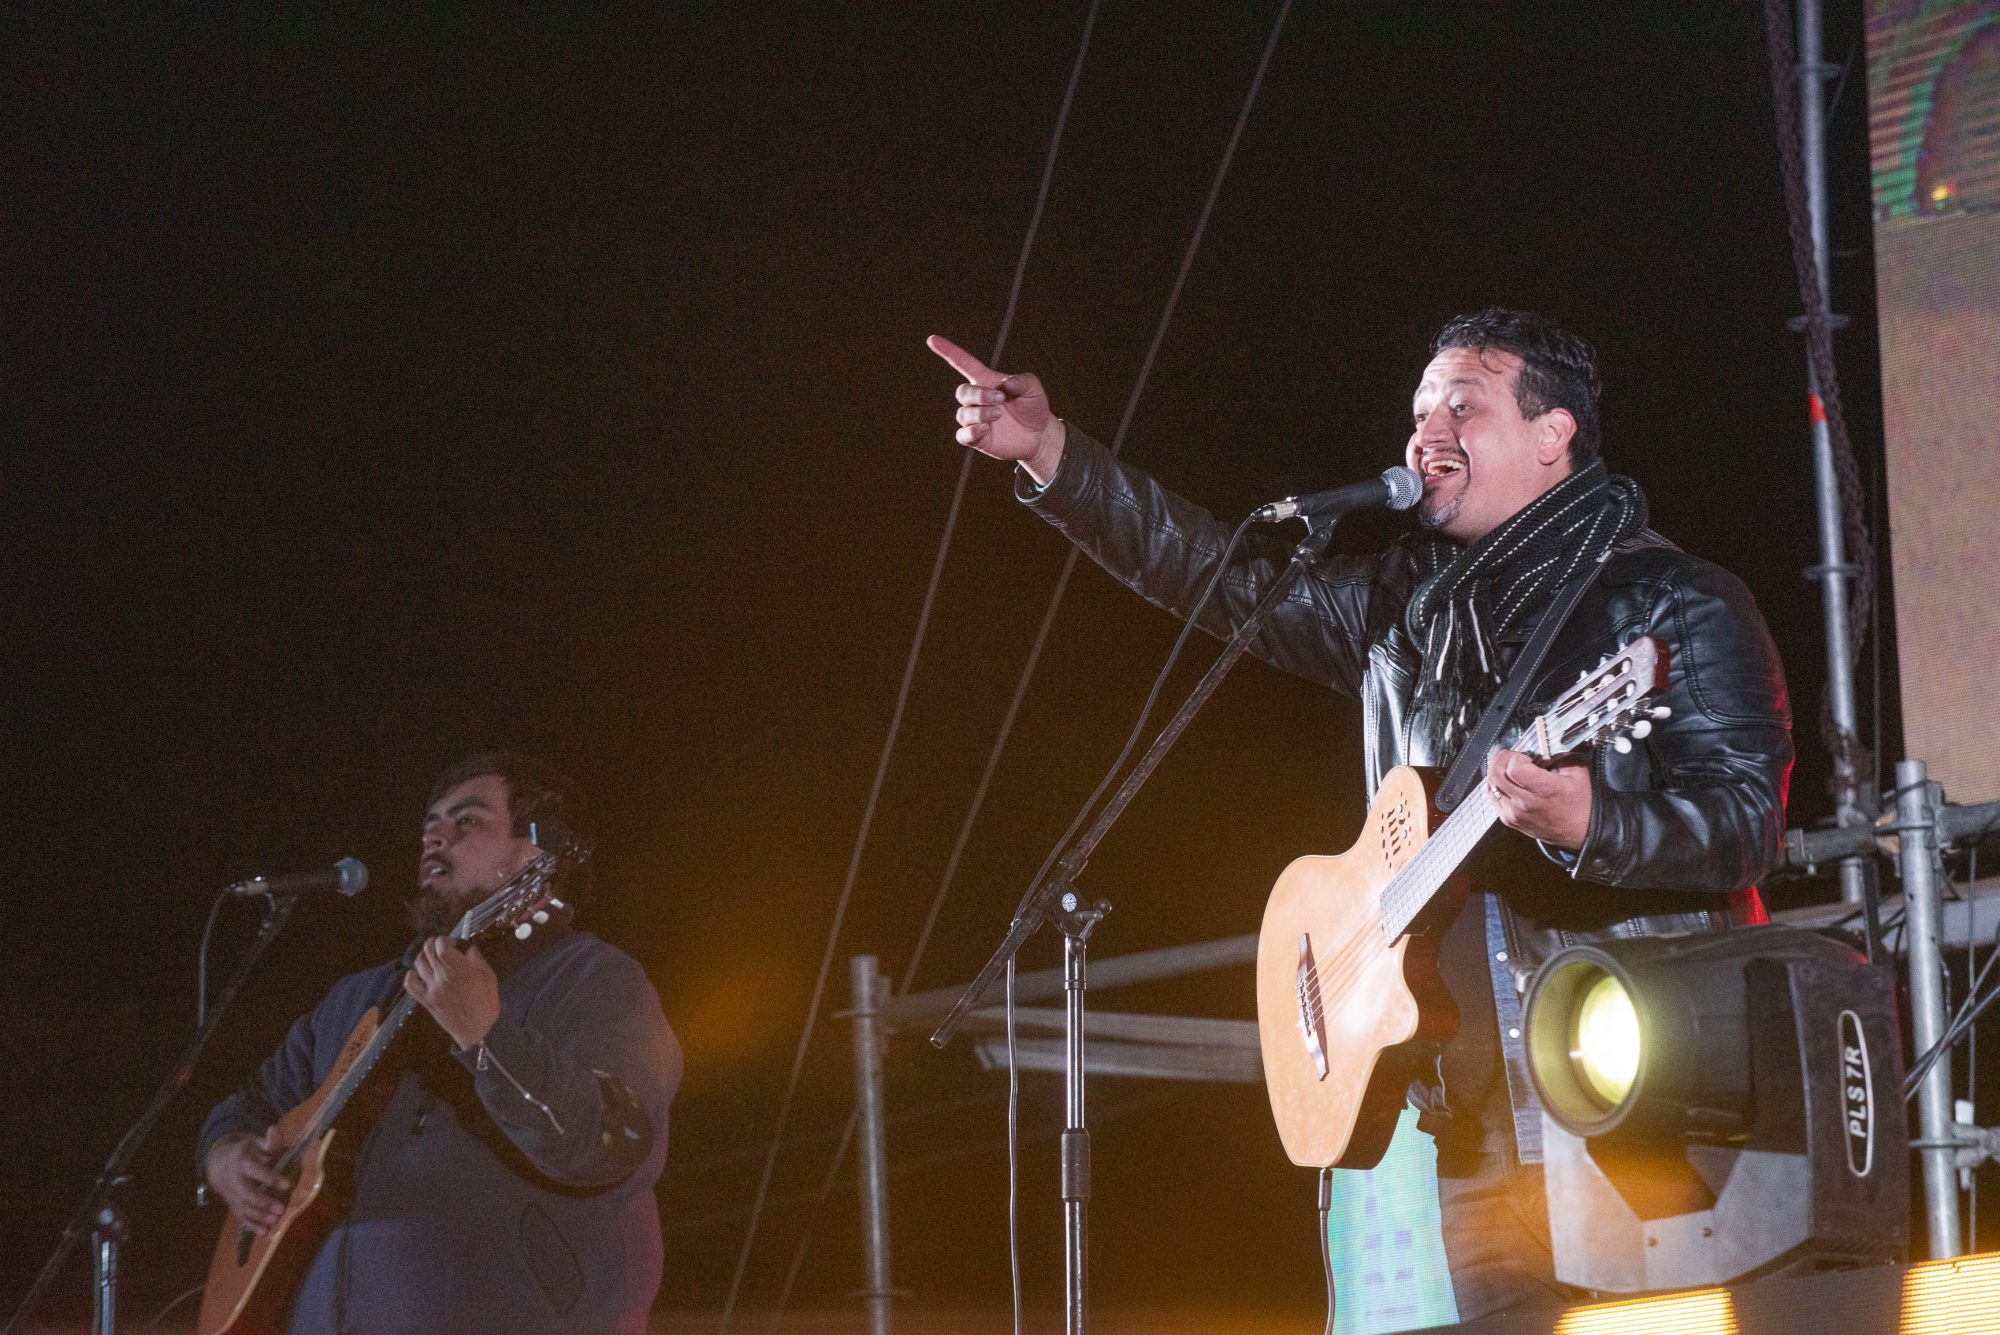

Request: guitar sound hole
left=1379, top=799, right=1413, bottom=863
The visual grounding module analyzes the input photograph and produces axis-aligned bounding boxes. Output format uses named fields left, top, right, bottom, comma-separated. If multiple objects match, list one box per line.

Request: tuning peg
left=549, top=898, right=566, bottom=912
left=1629, top=719, right=1653, bottom=739
left=515, top=923, right=534, bottom=940
left=1612, top=735, right=1633, bottom=754
left=1648, top=705, right=1671, bottom=720
left=532, top=910, right=549, bottom=925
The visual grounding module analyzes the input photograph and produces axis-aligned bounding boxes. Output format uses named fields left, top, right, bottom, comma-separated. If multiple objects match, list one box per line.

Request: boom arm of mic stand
left=2, top=895, right=300, bottom=1335
left=931, top=515, right=1346, bottom=1049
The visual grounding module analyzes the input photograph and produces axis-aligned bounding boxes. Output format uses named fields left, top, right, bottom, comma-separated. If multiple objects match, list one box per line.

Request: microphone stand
left=3, top=893, right=299, bottom=1335
left=932, top=510, right=1351, bottom=1335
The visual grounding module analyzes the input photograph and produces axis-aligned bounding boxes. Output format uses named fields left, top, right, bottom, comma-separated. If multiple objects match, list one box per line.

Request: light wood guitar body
left=1256, top=765, right=1460, bottom=1170
left=196, top=843, right=582, bottom=1335
left=197, top=1006, right=392, bottom=1335
left=1254, top=636, right=1669, bottom=1171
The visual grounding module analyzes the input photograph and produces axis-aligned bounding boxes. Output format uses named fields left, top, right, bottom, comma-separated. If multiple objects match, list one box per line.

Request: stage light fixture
left=1567, top=966, right=1641, bottom=1113
left=1523, top=925, right=1908, bottom=1293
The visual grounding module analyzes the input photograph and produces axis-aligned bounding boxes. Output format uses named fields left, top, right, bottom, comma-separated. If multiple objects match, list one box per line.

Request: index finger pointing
left=926, top=334, right=1000, bottom=388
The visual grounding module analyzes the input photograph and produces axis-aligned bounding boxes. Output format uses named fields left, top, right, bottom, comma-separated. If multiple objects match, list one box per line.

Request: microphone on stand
left=1253, top=464, right=1423, bottom=523
left=225, top=856, right=369, bottom=899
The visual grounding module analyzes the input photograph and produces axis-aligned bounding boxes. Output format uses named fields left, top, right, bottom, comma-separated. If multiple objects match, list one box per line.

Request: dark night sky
left=3, top=2, right=1898, bottom=1325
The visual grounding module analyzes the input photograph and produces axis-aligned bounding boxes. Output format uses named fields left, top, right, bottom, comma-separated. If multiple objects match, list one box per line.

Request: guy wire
left=716, top=3, right=1102, bottom=1326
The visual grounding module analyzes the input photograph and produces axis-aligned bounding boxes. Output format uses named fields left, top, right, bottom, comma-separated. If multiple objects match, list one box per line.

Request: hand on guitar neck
left=1485, top=747, right=1592, bottom=850
left=403, top=936, right=500, bottom=1052
left=203, top=1128, right=291, bottom=1237
left=1255, top=637, right=1667, bottom=1169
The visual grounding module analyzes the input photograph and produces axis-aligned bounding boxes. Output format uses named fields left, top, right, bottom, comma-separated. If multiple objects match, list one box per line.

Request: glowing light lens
left=1553, top=1288, right=1737, bottom=1334
left=1901, top=1251, right=2000, bottom=1332
left=1570, top=972, right=1640, bottom=1109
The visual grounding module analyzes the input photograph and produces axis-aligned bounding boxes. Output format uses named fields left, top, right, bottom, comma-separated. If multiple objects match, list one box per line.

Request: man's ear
left=1535, top=408, right=1577, bottom=467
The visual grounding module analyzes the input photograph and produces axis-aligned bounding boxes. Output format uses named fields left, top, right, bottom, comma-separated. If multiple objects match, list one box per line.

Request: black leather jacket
left=1020, top=427, right=1791, bottom=1144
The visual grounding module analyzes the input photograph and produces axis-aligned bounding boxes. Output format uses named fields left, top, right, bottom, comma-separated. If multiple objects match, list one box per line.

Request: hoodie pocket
left=517, top=1203, right=584, bottom=1315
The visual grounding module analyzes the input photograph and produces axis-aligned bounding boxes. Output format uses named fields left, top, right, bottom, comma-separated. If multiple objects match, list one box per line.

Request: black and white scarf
left=1403, top=459, right=1648, bottom=760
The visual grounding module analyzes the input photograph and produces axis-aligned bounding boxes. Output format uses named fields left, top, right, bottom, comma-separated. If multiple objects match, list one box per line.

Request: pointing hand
left=927, top=335, right=1067, bottom=483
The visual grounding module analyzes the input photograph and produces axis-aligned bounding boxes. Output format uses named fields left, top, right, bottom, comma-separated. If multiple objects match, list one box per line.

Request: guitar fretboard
left=271, top=882, right=528, bottom=1174
left=274, top=991, right=420, bottom=1175
left=1378, top=784, right=1500, bottom=942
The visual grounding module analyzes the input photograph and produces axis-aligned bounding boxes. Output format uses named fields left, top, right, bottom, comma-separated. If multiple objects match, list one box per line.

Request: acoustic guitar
left=196, top=843, right=583, bottom=1335
left=1255, top=636, right=1668, bottom=1170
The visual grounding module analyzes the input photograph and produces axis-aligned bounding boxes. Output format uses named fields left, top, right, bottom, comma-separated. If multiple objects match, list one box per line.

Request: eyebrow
left=1413, top=376, right=1489, bottom=407
left=424, top=797, right=495, bottom=823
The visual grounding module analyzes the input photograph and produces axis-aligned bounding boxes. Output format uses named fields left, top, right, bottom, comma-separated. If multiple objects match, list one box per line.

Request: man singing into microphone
left=199, top=752, right=681, bottom=1334
left=930, top=309, right=1791, bottom=1323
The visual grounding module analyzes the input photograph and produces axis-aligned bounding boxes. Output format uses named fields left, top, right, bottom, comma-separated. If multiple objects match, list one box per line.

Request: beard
left=1416, top=470, right=1474, bottom=534
left=402, top=882, right=476, bottom=938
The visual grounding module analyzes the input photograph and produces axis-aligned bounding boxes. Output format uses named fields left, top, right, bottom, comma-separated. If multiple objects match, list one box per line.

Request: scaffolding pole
left=848, top=955, right=895, bottom=1335
left=1793, top=0, right=1871, bottom=907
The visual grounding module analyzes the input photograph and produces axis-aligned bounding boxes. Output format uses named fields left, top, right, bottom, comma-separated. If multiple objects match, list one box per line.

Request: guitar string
left=1296, top=803, right=1488, bottom=1011
left=1294, top=790, right=1502, bottom=1030
left=267, top=856, right=560, bottom=1177
left=1293, top=703, right=1637, bottom=1034
left=1305, top=790, right=1491, bottom=980
left=1358, top=680, right=1637, bottom=941
left=1283, top=655, right=1656, bottom=1050
left=1292, top=687, right=1644, bottom=1029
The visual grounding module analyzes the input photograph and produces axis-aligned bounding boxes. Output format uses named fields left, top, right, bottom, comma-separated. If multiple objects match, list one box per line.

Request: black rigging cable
left=742, top=2, right=1296, bottom=1321
left=904, top=0, right=1295, bottom=1027
left=1761, top=0, right=1879, bottom=793
left=714, top=3, right=1103, bottom=1327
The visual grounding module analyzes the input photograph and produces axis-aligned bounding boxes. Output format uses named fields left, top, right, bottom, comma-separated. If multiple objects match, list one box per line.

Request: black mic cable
left=1319, top=1164, right=1337, bottom=1335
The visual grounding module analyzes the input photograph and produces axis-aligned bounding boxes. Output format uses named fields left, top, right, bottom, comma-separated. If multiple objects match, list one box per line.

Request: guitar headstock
left=451, top=823, right=595, bottom=944
left=1523, top=635, right=1672, bottom=760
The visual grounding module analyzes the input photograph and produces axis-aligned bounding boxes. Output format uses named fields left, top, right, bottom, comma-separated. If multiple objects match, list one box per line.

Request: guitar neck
left=277, top=989, right=423, bottom=1171
left=1378, top=784, right=1500, bottom=942
left=265, top=855, right=571, bottom=1172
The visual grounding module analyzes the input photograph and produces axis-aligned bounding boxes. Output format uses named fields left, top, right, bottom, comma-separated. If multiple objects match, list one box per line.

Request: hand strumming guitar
left=204, top=1126, right=291, bottom=1236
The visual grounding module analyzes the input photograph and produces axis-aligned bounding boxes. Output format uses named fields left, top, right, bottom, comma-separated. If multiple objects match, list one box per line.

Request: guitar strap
left=1434, top=556, right=1607, bottom=813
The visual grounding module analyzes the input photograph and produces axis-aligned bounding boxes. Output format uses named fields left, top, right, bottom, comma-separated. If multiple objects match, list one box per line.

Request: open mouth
left=1421, top=457, right=1466, bottom=481
left=420, top=855, right=453, bottom=885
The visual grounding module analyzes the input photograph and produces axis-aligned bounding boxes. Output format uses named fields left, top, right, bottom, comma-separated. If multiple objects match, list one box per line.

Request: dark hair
left=1431, top=308, right=1601, bottom=466
left=427, top=750, right=591, bottom=854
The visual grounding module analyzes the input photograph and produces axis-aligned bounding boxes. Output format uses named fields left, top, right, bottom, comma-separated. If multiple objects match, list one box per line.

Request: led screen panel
left=1867, top=0, right=2000, bottom=801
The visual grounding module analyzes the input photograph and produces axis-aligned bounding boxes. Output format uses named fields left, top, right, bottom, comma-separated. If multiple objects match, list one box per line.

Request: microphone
left=226, top=856, right=369, bottom=899
left=1254, top=465, right=1423, bottom=523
